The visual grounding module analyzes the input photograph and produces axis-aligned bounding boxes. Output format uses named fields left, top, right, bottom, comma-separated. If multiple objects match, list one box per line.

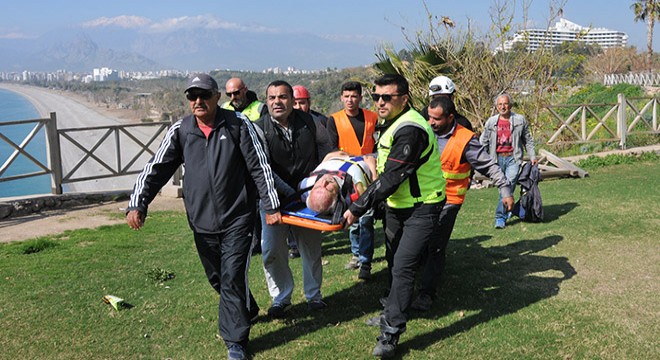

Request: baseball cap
left=184, top=73, right=218, bottom=92
left=428, top=76, right=455, bottom=96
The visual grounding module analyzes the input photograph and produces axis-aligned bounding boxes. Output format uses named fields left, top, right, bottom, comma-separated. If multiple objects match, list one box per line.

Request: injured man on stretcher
left=276, top=151, right=376, bottom=225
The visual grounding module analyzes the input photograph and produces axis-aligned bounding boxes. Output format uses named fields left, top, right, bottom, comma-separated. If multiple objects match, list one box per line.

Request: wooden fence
left=0, top=112, right=172, bottom=195
left=545, top=94, right=660, bottom=149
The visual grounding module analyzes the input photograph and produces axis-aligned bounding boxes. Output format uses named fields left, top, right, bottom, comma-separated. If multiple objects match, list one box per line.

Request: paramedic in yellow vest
left=327, top=81, right=379, bottom=281
left=410, top=95, right=514, bottom=312
left=221, top=77, right=267, bottom=121
left=343, top=74, right=446, bottom=359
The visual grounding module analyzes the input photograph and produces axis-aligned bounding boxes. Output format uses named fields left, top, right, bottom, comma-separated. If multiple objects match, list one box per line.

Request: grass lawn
left=1, top=159, right=658, bottom=359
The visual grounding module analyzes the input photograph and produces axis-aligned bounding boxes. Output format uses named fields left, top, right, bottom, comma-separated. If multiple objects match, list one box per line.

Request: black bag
left=512, top=162, right=543, bottom=222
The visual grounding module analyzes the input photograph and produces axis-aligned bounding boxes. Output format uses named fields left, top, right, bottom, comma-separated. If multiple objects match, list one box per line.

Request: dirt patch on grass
left=0, top=195, right=184, bottom=243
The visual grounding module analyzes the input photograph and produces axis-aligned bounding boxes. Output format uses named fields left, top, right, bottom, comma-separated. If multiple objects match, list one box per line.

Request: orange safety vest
left=331, top=108, right=378, bottom=155
left=441, top=124, right=475, bottom=205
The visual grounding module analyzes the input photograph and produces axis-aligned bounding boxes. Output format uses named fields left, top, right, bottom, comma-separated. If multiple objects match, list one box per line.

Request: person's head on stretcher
left=306, top=174, right=342, bottom=214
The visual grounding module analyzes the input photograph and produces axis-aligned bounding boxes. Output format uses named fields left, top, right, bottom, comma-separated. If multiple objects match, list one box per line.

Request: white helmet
left=429, top=76, right=455, bottom=96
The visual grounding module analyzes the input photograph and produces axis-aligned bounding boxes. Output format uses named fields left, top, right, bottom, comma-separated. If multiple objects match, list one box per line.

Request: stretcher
left=280, top=201, right=344, bottom=231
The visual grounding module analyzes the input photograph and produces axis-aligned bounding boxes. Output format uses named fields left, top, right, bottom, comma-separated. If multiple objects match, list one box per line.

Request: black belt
left=498, top=151, right=513, bottom=157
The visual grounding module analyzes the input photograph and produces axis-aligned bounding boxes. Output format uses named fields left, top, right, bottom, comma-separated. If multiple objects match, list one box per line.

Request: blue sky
left=1, top=0, right=654, bottom=62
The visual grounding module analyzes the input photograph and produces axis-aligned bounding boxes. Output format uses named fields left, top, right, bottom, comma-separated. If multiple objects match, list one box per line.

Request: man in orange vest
left=327, top=81, right=379, bottom=280
left=411, top=95, right=514, bottom=311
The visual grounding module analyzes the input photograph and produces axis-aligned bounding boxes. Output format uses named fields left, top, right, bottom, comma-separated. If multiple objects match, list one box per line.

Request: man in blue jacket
left=126, top=73, right=281, bottom=360
left=480, top=93, right=537, bottom=229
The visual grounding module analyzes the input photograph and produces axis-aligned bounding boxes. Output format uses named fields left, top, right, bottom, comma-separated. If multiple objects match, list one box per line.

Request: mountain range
left=0, top=25, right=380, bottom=73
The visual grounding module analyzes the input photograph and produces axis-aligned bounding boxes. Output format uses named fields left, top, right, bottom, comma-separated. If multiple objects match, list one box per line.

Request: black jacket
left=513, top=162, right=543, bottom=222
left=128, top=107, right=279, bottom=233
left=255, top=109, right=321, bottom=189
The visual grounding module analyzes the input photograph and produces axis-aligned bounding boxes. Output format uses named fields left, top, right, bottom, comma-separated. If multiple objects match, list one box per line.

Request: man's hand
left=502, top=196, right=515, bottom=212
left=265, top=211, right=282, bottom=225
left=126, top=210, right=146, bottom=230
left=343, top=209, right=357, bottom=228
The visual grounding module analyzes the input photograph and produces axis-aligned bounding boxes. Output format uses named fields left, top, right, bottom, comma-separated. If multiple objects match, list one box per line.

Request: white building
left=497, top=18, right=628, bottom=52
left=92, top=67, right=120, bottom=81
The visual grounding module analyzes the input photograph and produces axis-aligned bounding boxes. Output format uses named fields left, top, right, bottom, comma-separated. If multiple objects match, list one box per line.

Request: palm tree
left=631, top=0, right=660, bottom=71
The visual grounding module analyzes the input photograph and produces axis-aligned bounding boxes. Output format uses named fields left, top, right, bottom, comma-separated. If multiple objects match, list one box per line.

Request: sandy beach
left=0, top=83, right=161, bottom=193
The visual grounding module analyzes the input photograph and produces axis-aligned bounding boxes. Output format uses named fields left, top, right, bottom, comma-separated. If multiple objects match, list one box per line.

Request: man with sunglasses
left=343, top=74, right=446, bottom=358
left=254, top=80, right=332, bottom=319
left=126, top=73, right=281, bottom=360
left=326, top=81, right=379, bottom=280
left=221, top=77, right=267, bottom=121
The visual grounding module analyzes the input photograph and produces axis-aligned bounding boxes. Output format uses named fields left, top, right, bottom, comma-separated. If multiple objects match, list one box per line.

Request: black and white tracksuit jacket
left=127, top=107, right=279, bottom=233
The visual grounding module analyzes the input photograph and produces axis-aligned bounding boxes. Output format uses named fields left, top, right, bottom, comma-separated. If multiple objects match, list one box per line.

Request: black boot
left=372, top=317, right=403, bottom=358
left=372, top=332, right=399, bottom=358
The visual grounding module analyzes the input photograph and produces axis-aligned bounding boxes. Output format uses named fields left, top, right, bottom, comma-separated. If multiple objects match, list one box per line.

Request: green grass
left=1, top=159, right=659, bottom=359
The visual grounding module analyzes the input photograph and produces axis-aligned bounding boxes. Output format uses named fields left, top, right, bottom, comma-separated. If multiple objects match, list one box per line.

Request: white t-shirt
left=298, top=156, right=373, bottom=204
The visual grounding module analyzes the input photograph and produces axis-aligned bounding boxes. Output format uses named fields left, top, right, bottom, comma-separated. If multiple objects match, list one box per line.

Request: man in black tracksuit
left=126, top=73, right=280, bottom=360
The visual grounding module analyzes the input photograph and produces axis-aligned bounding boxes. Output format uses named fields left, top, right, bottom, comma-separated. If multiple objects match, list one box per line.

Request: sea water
left=0, top=88, right=51, bottom=198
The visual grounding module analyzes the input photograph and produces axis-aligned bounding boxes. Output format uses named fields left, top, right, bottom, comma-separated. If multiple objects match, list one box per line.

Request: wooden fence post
left=45, top=112, right=63, bottom=194
left=617, top=93, right=626, bottom=149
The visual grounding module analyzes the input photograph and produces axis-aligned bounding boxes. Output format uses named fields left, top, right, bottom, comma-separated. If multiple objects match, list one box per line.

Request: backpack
left=512, top=162, right=543, bottom=222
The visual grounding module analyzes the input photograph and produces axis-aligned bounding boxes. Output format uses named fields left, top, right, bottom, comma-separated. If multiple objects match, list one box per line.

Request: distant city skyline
left=0, top=1, right=654, bottom=72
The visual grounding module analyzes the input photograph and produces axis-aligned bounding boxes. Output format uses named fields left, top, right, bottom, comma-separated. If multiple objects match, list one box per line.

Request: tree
left=631, top=0, right=660, bottom=71
left=373, top=0, right=568, bottom=130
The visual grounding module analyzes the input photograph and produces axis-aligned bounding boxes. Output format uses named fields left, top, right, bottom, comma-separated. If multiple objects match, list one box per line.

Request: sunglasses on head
left=370, top=93, right=402, bottom=102
left=186, top=90, right=214, bottom=101
left=225, top=87, right=244, bottom=97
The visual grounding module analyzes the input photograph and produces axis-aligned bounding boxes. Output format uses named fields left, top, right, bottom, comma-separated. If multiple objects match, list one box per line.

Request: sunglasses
left=225, top=87, right=244, bottom=97
left=186, top=90, right=214, bottom=101
left=370, top=93, right=403, bottom=102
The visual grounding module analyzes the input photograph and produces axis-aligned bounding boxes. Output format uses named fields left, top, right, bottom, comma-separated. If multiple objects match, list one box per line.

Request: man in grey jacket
left=479, top=93, right=537, bottom=229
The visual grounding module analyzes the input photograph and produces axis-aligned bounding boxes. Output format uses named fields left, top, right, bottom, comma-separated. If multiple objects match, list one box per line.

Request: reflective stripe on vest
left=377, top=109, right=445, bottom=209
left=221, top=100, right=263, bottom=121
left=440, top=124, right=474, bottom=205
left=331, top=109, right=378, bottom=155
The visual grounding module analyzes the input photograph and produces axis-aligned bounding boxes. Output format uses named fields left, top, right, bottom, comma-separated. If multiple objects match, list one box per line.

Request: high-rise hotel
left=497, top=18, right=628, bottom=52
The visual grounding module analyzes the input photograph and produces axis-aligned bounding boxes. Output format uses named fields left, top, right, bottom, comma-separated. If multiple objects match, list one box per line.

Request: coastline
left=0, top=83, right=139, bottom=124
left=0, top=83, right=146, bottom=193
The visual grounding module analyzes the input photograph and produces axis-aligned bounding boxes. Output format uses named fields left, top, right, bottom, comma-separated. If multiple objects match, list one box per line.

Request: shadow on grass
left=250, top=233, right=575, bottom=357
left=542, top=202, right=579, bottom=222
left=508, top=202, right=579, bottom=226
left=400, top=234, right=576, bottom=356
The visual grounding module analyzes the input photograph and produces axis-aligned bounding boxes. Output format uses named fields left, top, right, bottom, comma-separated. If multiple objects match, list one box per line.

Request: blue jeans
left=348, top=209, right=374, bottom=266
left=496, top=155, right=520, bottom=222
